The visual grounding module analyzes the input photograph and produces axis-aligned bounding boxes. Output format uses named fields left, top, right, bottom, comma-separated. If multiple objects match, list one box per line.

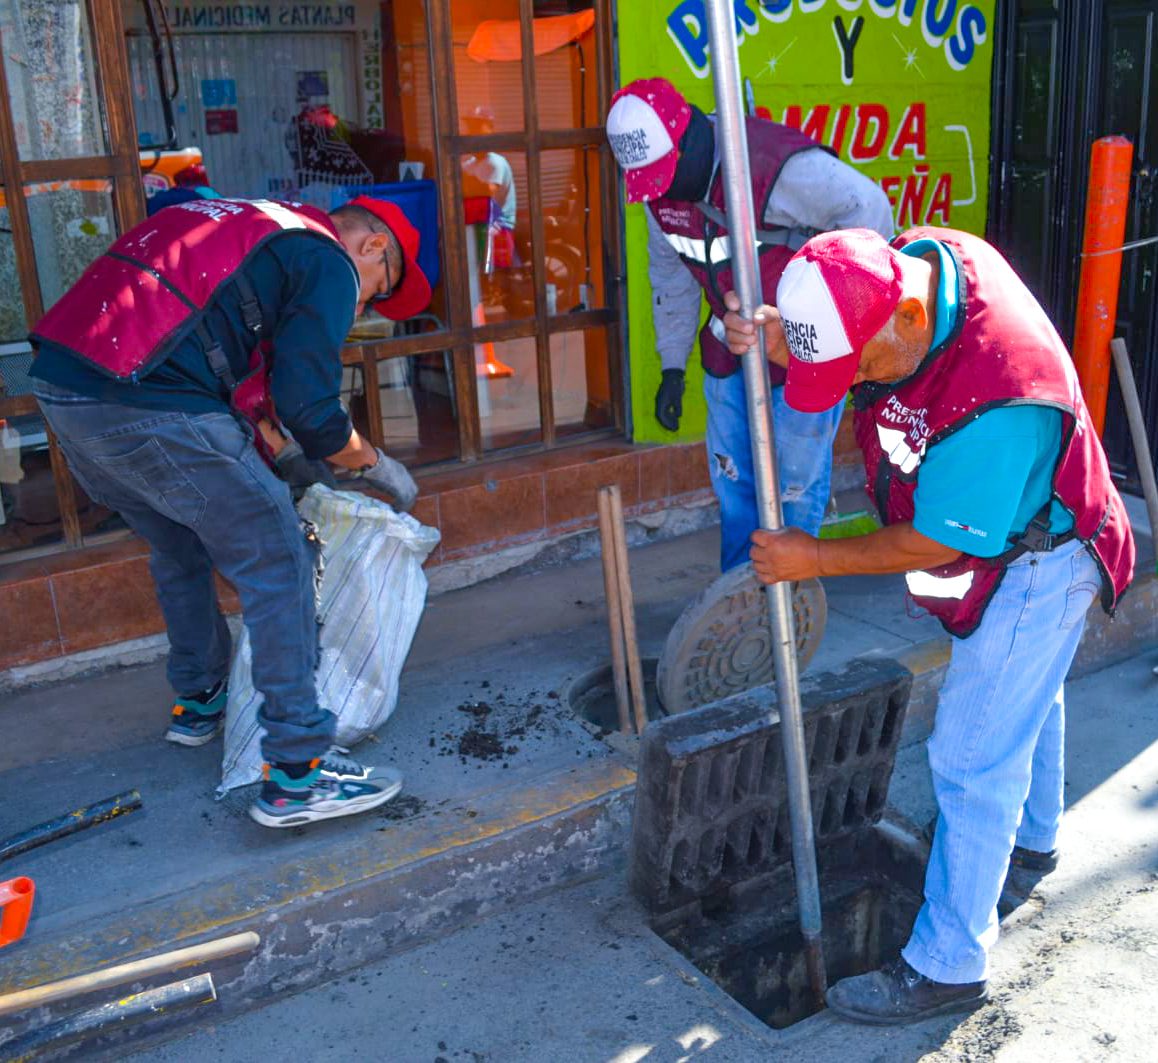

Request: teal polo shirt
left=906, top=239, right=1073, bottom=558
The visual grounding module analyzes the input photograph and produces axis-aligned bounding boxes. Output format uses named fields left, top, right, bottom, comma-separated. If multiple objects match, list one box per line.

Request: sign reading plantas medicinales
left=620, top=0, right=996, bottom=444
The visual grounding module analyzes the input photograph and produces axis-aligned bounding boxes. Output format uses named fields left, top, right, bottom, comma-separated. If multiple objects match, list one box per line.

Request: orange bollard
left=0, top=877, right=35, bottom=947
left=1072, top=136, right=1134, bottom=437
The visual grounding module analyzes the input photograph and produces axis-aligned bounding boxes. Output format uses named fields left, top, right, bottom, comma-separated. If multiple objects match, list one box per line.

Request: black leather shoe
left=826, top=957, right=988, bottom=1025
left=1009, top=845, right=1059, bottom=873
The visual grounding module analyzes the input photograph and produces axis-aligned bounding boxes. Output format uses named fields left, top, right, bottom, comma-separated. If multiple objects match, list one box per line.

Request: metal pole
left=702, top=0, right=827, bottom=1005
left=0, top=791, right=143, bottom=864
left=0, top=974, right=217, bottom=1060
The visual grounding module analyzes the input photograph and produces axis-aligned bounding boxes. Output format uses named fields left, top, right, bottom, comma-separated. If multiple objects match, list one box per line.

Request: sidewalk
left=129, top=650, right=1158, bottom=1062
left=1, top=514, right=1154, bottom=1058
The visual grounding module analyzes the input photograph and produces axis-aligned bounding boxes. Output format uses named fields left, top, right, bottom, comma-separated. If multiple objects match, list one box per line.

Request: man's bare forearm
left=817, top=522, right=961, bottom=577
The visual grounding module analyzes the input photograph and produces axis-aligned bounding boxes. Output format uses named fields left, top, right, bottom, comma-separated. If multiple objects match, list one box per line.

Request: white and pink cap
left=605, top=78, right=692, bottom=203
left=776, top=229, right=905, bottom=412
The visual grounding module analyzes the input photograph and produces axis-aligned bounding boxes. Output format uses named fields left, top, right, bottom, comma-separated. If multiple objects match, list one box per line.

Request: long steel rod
left=0, top=791, right=143, bottom=864
left=0, top=932, right=259, bottom=1017
left=702, top=0, right=827, bottom=1005
left=0, top=974, right=217, bottom=1061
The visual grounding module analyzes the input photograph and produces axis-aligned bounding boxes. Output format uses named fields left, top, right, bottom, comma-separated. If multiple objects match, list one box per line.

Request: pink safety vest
left=648, top=118, right=824, bottom=381
left=31, top=198, right=346, bottom=465
left=853, top=227, right=1135, bottom=638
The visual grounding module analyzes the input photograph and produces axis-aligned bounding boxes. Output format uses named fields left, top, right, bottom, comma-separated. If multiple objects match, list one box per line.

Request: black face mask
left=663, top=105, right=714, bottom=203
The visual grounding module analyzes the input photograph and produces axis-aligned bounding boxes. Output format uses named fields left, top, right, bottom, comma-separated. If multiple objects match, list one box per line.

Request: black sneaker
left=826, top=957, right=989, bottom=1025
left=165, top=681, right=227, bottom=747
left=249, top=754, right=402, bottom=829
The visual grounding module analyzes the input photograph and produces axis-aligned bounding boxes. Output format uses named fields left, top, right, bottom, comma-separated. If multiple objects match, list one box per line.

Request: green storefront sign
left=619, top=0, right=996, bottom=444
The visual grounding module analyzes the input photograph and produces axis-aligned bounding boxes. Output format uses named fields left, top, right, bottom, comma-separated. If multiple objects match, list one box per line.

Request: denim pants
left=704, top=371, right=845, bottom=571
left=902, top=538, right=1101, bottom=983
left=35, top=382, right=334, bottom=764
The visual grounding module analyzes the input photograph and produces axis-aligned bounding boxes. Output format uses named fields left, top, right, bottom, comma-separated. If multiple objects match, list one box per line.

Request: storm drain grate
left=630, top=657, right=912, bottom=914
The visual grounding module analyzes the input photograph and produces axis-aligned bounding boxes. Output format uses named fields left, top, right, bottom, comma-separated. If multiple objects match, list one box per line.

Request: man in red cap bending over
left=30, top=195, right=432, bottom=828
left=724, top=227, right=1134, bottom=1022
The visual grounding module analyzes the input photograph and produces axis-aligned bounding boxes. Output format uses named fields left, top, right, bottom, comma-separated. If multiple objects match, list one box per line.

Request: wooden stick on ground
left=597, top=487, right=632, bottom=734
left=0, top=931, right=259, bottom=1018
left=605, top=484, right=648, bottom=735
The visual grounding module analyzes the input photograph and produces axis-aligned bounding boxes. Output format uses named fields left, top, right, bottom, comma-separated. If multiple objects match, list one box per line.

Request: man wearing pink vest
left=605, top=78, right=893, bottom=571
left=724, top=227, right=1134, bottom=1023
left=30, top=196, right=431, bottom=829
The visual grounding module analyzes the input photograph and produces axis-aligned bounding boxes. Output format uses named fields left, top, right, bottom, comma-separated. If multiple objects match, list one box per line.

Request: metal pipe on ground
left=0, top=931, right=259, bottom=1018
left=702, top=0, right=827, bottom=1006
left=0, top=974, right=216, bottom=1061
left=597, top=486, right=633, bottom=734
left=1111, top=338, right=1158, bottom=570
left=605, top=484, right=648, bottom=734
left=0, top=790, right=143, bottom=864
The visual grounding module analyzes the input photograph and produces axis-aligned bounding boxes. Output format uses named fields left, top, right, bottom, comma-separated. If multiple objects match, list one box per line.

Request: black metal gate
left=990, top=0, right=1158, bottom=492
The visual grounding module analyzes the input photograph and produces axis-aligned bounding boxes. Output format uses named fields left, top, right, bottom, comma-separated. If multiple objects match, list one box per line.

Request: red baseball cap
left=775, top=229, right=905, bottom=412
left=347, top=194, right=432, bottom=320
left=606, top=78, right=692, bottom=203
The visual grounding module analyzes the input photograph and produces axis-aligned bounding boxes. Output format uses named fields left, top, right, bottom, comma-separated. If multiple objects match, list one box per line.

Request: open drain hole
left=659, top=825, right=926, bottom=1029
left=567, top=657, right=667, bottom=736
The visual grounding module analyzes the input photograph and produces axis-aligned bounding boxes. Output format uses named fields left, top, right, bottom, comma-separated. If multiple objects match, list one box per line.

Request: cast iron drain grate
left=630, top=656, right=912, bottom=914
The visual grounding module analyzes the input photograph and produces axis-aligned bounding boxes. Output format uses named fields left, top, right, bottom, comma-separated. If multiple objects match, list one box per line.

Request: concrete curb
left=0, top=760, right=636, bottom=1059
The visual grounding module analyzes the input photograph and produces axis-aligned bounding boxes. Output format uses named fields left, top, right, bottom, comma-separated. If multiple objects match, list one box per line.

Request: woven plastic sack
left=219, top=485, right=440, bottom=793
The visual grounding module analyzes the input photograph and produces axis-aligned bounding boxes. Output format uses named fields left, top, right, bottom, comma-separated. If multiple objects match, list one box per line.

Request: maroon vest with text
left=648, top=118, right=822, bottom=381
left=31, top=198, right=343, bottom=463
left=853, top=227, right=1135, bottom=638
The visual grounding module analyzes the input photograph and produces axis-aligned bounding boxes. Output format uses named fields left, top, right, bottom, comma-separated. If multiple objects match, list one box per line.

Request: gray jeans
left=35, top=381, right=333, bottom=764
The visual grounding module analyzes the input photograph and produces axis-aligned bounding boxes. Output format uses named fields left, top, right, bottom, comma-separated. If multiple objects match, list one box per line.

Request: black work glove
left=654, top=368, right=686, bottom=432
left=354, top=447, right=419, bottom=512
left=275, top=440, right=338, bottom=495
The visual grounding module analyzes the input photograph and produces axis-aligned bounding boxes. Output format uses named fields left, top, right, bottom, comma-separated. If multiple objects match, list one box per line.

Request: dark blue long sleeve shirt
left=32, top=230, right=359, bottom=460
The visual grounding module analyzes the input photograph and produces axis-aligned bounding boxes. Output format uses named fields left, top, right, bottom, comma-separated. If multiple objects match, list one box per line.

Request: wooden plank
left=430, top=0, right=480, bottom=460
left=518, top=0, right=555, bottom=448
left=359, top=346, right=386, bottom=450
left=594, top=0, right=626, bottom=432
left=19, top=156, right=136, bottom=182
left=540, top=128, right=606, bottom=150
left=545, top=308, right=615, bottom=335
left=91, top=0, right=147, bottom=231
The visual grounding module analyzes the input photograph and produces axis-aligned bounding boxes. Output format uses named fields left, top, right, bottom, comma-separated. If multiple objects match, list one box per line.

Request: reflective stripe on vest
left=665, top=231, right=730, bottom=265
left=250, top=199, right=312, bottom=230
left=665, top=231, right=793, bottom=266
left=905, top=569, right=974, bottom=599
left=708, top=315, right=728, bottom=345
left=876, top=424, right=924, bottom=476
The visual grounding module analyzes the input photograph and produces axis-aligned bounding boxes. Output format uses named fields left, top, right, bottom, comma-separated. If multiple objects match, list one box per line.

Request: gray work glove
left=275, top=440, right=338, bottom=494
left=655, top=367, right=686, bottom=432
left=357, top=447, right=418, bottom=512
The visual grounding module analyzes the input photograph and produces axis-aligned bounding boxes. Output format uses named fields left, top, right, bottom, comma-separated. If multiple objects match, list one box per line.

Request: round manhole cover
left=656, top=565, right=827, bottom=714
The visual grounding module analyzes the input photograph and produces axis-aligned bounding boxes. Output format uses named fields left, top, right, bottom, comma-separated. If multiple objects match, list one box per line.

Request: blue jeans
left=34, top=382, right=334, bottom=764
left=704, top=371, right=844, bottom=571
left=903, top=539, right=1101, bottom=983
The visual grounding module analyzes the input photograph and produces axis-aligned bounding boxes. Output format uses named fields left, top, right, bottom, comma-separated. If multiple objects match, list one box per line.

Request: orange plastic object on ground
left=0, top=877, right=35, bottom=947
left=1072, top=136, right=1134, bottom=437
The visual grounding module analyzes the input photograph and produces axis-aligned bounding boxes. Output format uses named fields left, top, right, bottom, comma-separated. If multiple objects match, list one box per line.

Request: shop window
left=0, top=0, right=108, bottom=160
left=532, top=2, right=597, bottom=130
left=25, top=182, right=118, bottom=311
left=459, top=149, right=535, bottom=324
left=540, top=146, right=604, bottom=316
left=551, top=327, right=613, bottom=439
left=452, top=0, right=525, bottom=134
left=479, top=336, right=542, bottom=452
